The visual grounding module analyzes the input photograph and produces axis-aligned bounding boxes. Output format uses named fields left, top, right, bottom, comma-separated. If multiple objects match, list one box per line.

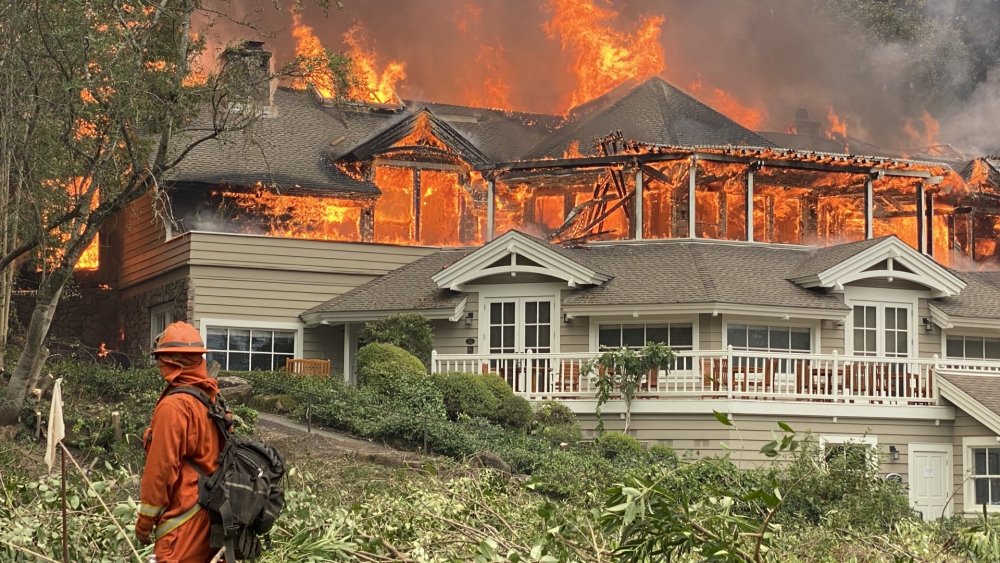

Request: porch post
left=864, top=177, right=874, bottom=239
left=342, top=323, right=353, bottom=384
left=917, top=182, right=926, bottom=254
left=487, top=178, right=495, bottom=241
left=634, top=167, right=644, bottom=240
left=688, top=155, right=697, bottom=238
left=746, top=166, right=755, bottom=242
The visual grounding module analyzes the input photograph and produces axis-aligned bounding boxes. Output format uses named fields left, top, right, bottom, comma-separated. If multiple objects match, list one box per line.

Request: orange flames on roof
left=825, top=106, right=848, bottom=140
left=688, top=78, right=765, bottom=130
left=343, top=25, right=406, bottom=105
left=220, top=186, right=365, bottom=242
left=544, top=0, right=665, bottom=112
left=290, top=15, right=405, bottom=105
left=903, top=110, right=940, bottom=147
left=291, top=13, right=337, bottom=99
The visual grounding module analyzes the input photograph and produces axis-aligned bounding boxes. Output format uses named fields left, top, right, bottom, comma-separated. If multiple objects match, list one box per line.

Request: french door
left=485, top=298, right=554, bottom=393
left=851, top=302, right=913, bottom=358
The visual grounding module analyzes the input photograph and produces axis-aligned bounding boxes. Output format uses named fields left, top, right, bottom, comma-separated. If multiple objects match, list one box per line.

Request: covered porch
left=432, top=348, right=1000, bottom=406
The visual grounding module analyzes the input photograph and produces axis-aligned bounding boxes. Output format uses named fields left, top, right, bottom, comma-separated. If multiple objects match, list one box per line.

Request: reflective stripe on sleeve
left=152, top=504, right=201, bottom=541
left=138, top=503, right=164, bottom=518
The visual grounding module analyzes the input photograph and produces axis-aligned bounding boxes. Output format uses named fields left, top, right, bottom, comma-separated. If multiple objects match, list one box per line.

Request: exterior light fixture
left=889, top=445, right=900, bottom=461
left=922, top=317, right=934, bottom=332
left=464, top=312, right=474, bottom=326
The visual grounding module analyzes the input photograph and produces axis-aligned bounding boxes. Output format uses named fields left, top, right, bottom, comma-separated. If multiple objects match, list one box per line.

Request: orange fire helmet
left=152, top=321, right=207, bottom=355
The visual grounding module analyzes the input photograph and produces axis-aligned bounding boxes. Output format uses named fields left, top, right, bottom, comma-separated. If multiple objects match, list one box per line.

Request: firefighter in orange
left=135, top=321, right=222, bottom=562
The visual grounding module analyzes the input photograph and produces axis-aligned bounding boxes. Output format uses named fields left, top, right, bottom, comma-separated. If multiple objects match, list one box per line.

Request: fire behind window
left=206, top=327, right=294, bottom=371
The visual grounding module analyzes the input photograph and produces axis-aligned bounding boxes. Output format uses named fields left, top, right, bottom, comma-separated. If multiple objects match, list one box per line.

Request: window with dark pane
left=972, top=447, right=1000, bottom=505
left=205, top=326, right=296, bottom=371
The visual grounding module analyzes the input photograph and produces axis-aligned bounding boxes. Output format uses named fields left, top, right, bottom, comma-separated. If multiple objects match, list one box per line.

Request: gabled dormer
left=431, top=230, right=611, bottom=291
left=789, top=236, right=966, bottom=297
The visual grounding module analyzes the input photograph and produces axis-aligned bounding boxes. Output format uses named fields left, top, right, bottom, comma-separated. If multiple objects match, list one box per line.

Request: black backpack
left=167, top=386, right=286, bottom=562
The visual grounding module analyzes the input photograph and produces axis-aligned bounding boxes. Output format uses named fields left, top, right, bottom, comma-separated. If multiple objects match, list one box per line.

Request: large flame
left=688, top=78, right=765, bottom=130
left=343, top=24, right=406, bottom=104
left=825, top=106, right=848, bottom=140
left=544, top=0, right=665, bottom=112
left=903, top=110, right=940, bottom=147
left=290, top=13, right=337, bottom=99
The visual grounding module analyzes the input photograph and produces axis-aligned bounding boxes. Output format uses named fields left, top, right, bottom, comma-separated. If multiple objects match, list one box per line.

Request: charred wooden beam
left=689, top=156, right=697, bottom=238
left=634, top=168, right=644, bottom=240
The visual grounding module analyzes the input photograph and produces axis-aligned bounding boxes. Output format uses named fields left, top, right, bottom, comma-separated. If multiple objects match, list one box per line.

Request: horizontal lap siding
left=121, top=235, right=190, bottom=287
left=699, top=314, right=722, bottom=350
left=118, top=194, right=170, bottom=284
left=303, top=324, right=340, bottom=369
left=187, top=233, right=434, bottom=275
left=820, top=324, right=845, bottom=354
left=191, top=266, right=381, bottom=321
left=917, top=300, right=941, bottom=358
left=433, top=294, right=478, bottom=355
left=951, top=409, right=997, bottom=513
left=561, top=316, right=590, bottom=353
left=185, top=235, right=434, bottom=363
left=577, top=412, right=955, bottom=477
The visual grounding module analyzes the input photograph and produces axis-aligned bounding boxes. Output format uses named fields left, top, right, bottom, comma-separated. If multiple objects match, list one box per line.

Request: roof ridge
left=688, top=244, right=718, bottom=301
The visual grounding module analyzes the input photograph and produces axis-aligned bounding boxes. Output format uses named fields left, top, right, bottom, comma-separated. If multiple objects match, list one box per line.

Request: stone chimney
left=221, top=40, right=275, bottom=115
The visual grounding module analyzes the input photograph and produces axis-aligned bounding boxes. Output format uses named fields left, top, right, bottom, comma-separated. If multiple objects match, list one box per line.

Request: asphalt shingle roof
left=168, top=88, right=382, bottom=194
left=525, top=77, right=776, bottom=159
left=308, top=239, right=854, bottom=317
left=934, top=271, right=1000, bottom=320
left=168, top=88, right=554, bottom=194
left=791, top=237, right=891, bottom=279
left=939, top=372, right=1000, bottom=422
left=302, top=249, right=472, bottom=315
left=562, top=241, right=848, bottom=311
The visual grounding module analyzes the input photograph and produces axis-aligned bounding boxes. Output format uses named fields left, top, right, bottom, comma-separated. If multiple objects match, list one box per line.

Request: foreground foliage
left=2, top=360, right=999, bottom=561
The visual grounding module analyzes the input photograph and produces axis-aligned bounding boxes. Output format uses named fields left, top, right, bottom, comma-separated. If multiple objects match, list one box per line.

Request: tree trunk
left=0, top=270, right=69, bottom=425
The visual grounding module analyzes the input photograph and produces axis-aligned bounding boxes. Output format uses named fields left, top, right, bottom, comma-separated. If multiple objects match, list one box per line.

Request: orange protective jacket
left=139, top=358, right=222, bottom=563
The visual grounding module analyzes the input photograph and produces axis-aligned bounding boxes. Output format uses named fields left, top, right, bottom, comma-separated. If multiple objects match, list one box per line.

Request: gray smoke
left=195, top=0, right=1000, bottom=155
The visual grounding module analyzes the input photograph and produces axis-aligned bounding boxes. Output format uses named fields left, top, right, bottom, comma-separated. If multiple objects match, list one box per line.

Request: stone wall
left=12, top=286, right=120, bottom=355
left=119, top=277, right=195, bottom=356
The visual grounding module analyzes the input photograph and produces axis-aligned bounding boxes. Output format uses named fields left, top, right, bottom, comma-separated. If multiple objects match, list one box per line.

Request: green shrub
left=532, top=400, right=577, bottom=428
left=429, top=372, right=499, bottom=421
left=360, top=314, right=434, bottom=368
left=595, top=432, right=643, bottom=460
left=479, top=374, right=532, bottom=431
left=495, top=394, right=533, bottom=431
left=230, top=404, right=258, bottom=436
left=356, top=343, right=444, bottom=419
left=529, top=449, right=614, bottom=499
left=530, top=400, right=582, bottom=444
left=648, top=443, right=679, bottom=467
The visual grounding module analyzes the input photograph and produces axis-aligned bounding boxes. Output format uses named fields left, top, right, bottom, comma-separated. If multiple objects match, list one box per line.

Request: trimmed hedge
left=429, top=372, right=500, bottom=421
left=359, top=314, right=434, bottom=368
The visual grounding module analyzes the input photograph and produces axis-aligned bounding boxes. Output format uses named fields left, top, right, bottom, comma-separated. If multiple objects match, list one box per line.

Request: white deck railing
left=429, top=348, right=974, bottom=405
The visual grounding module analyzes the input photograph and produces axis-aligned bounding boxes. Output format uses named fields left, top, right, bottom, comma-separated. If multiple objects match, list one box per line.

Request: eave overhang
left=561, top=302, right=850, bottom=321
left=301, top=296, right=467, bottom=327
left=432, top=231, right=610, bottom=291
left=937, top=375, right=1000, bottom=436
left=927, top=303, right=1000, bottom=331
left=789, top=237, right=966, bottom=297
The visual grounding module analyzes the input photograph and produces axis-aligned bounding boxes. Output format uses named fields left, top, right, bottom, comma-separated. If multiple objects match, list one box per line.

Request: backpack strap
left=166, top=386, right=232, bottom=437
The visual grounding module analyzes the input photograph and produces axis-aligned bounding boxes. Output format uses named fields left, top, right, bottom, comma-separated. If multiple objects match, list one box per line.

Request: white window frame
left=944, top=333, right=1000, bottom=361
left=589, top=316, right=700, bottom=352
left=198, top=318, right=304, bottom=370
left=149, top=303, right=175, bottom=349
left=819, top=434, right=880, bottom=470
left=721, top=316, right=820, bottom=353
left=593, top=321, right=696, bottom=351
left=963, top=436, right=1000, bottom=513
left=475, top=283, right=562, bottom=355
left=843, top=287, right=920, bottom=358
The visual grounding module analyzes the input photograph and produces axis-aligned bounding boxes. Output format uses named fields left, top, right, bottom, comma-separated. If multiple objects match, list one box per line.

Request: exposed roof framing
left=348, top=108, right=491, bottom=166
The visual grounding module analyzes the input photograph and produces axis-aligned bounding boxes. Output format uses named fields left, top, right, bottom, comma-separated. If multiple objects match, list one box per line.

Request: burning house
left=28, top=26, right=1000, bottom=519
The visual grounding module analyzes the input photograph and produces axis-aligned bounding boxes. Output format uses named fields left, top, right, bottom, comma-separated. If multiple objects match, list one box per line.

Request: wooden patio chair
left=284, top=358, right=331, bottom=377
